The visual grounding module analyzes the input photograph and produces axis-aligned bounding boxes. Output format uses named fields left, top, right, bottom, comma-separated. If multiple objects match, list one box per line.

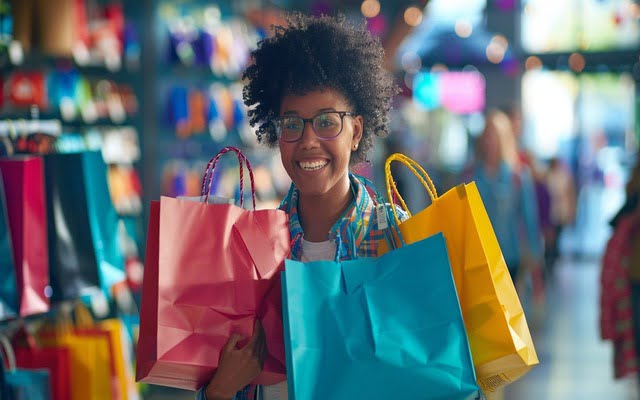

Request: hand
left=204, top=320, right=267, bottom=400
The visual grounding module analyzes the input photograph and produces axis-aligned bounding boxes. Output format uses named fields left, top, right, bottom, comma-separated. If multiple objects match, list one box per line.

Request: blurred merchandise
left=3, top=69, right=140, bottom=124
left=7, top=0, right=139, bottom=69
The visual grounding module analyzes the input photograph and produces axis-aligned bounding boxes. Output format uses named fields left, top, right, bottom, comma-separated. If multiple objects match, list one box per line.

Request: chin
left=293, top=180, right=331, bottom=197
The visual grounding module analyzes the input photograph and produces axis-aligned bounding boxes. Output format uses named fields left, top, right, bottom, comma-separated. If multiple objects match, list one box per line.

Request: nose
left=298, top=120, right=319, bottom=149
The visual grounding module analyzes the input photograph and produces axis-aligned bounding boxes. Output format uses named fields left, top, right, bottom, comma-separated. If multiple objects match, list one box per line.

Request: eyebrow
left=281, top=108, right=336, bottom=116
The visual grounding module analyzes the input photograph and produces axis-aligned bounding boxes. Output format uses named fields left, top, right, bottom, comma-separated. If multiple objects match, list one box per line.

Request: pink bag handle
left=201, top=146, right=257, bottom=210
left=200, top=147, right=245, bottom=198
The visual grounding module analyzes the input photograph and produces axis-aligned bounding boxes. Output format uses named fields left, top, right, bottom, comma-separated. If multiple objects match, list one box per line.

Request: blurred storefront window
left=522, top=70, right=637, bottom=255
left=522, top=71, right=636, bottom=167
left=522, top=0, right=640, bottom=53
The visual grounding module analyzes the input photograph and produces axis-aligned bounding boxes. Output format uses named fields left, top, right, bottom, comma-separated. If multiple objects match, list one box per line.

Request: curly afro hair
left=242, top=13, right=399, bottom=165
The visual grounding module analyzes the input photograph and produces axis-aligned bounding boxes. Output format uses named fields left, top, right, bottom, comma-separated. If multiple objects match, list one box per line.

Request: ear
left=351, top=115, right=364, bottom=150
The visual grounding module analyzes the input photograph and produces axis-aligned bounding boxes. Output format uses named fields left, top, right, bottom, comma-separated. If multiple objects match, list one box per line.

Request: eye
left=315, top=113, right=339, bottom=128
left=282, top=117, right=303, bottom=130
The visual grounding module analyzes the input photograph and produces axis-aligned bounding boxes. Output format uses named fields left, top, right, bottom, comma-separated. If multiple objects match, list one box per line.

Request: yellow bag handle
left=74, top=302, right=96, bottom=328
left=384, top=153, right=438, bottom=226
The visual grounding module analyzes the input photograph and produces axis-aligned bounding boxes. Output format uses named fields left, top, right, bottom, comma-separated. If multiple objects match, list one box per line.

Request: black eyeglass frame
left=270, top=111, right=356, bottom=143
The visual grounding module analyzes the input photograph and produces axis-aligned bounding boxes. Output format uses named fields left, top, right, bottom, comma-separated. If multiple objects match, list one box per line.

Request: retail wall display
left=162, top=3, right=263, bottom=77
left=6, top=0, right=140, bottom=70
left=3, top=69, right=139, bottom=124
left=0, top=1, right=144, bottom=398
left=0, top=124, right=142, bottom=398
left=1, top=0, right=146, bottom=303
left=165, top=82, right=253, bottom=144
left=151, top=0, right=288, bottom=209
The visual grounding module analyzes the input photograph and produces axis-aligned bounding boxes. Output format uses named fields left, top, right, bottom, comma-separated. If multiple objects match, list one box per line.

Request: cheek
left=330, top=140, right=353, bottom=166
left=279, top=145, right=293, bottom=168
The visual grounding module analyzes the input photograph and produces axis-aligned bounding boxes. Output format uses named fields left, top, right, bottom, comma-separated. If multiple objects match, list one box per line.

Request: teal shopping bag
left=0, top=174, right=18, bottom=321
left=282, top=233, right=479, bottom=400
left=82, top=151, right=126, bottom=298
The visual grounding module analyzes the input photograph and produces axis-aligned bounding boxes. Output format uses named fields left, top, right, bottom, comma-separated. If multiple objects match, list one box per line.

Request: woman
left=197, top=13, right=400, bottom=400
left=468, top=109, right=543, bottom=284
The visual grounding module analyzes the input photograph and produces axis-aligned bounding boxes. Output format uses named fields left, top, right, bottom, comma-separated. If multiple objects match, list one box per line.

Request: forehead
left=279, top=88, right=351, bottom=115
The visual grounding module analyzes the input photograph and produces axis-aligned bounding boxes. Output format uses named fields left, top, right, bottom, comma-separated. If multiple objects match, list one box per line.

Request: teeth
left=299, top=160, right=328, bottom=170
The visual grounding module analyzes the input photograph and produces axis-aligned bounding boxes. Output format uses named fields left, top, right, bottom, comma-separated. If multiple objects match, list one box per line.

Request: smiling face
left=278, top=89, right=363, bottom=198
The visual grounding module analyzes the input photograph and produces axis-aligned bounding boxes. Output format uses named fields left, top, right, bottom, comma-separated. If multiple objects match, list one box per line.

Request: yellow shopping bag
left=37, top=305, right=113, bottom=400
left=378, top=153, right=538, bottom=392
left=74, top=304, right=139, bottom=400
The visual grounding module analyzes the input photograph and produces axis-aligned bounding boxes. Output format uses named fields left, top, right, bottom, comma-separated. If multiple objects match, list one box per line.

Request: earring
left=353, top=144, right=358, bottom=150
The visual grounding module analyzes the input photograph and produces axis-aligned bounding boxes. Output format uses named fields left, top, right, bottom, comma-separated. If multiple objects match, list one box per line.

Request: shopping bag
left=82, top=151, right=127, bottom=299
left=0, top=156, right=50, bottom=317
left=378, top=153, right=538, bottom=392
left=283, top=233, right=478, bottom=400
left=137, top=146, right=290, bottom=390
left=0, top=174, right=19, bottom=321
left=14, top=328, right=72, bottom=400
left=43, top=151, right=125, bottom=302
left=36, top=308, right=113, bottom=400
left=73, top=303, right=138, bottom=400
left=0, top=334, right=51, bottom=400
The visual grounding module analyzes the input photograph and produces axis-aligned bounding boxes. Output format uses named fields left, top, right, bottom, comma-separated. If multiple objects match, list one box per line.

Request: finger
left=253, top=325, right=268, bottom=366
left=252, top=330, right=266, bottom=357
left=246, top=319, right=263, bottom=348
left=223, top=333, right=244, bottom=353
left=258, top=339, right=268, bottom=367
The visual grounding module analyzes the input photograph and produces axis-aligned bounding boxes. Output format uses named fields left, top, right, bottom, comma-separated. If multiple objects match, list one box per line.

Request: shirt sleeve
left=518, top=169, right=544, bottom=260
left=195, top=387, right=243, bottom=400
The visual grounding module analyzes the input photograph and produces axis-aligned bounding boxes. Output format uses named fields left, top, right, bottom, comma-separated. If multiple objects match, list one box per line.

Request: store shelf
left=0, top=48, right=140, bottom=75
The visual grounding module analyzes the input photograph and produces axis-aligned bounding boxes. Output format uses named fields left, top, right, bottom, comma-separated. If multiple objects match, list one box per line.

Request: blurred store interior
left=0, top=0, right=639, bottom=398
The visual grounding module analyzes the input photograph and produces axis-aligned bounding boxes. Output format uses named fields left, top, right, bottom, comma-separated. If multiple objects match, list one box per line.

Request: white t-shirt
left=261, top=239, right=336, bottom=400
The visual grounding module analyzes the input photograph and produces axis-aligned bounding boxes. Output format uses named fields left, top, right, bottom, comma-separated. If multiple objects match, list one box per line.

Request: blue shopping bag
left=282, top=232, right=478, bottom=400
left=0, top=174, right=18, bottom=321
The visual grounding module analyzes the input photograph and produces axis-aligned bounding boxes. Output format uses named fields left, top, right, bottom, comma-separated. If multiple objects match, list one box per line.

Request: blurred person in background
left=527, top=157, right=555, bottom=281
left=545, top=157, right=576, bottom=271
left=465, top=109, right=544, bottom=286
left=505, top=104, right=550, bottom=290
left=600, top=153, right=640, bottom=382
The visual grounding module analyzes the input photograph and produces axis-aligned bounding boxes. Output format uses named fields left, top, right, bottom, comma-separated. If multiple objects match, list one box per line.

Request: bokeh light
left=568, top=53, right=586, bottom=72
left=454, top=19, right=473, bottom=38
left=401, top=51, right=422, bottom=74
left=404, top=6, right=423, bottom=27
left=361, top=0, right=381, bottom=19
left=525, top=56, right=543, bottom=70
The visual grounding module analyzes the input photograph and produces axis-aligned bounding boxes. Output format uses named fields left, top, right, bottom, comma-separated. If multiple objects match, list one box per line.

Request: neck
left=297, top=174, right=353, bottom=242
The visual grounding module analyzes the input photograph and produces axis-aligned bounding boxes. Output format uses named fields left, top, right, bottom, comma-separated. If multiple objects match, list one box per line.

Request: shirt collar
left=279, top=173, right=377, bottom=260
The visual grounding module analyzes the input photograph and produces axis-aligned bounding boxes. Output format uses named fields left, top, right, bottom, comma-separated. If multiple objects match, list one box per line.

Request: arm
left=518, top=169, right=544, bottom=261
left=197, top=320, right=267, bottom=400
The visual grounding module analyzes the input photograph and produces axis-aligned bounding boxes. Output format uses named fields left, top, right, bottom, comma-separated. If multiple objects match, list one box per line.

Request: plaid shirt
left=282, top=173, right=402, bottom=261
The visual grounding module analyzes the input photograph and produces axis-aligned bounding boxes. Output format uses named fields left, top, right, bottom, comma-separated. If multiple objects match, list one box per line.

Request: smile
left=298, top=160, right=329, bottom=171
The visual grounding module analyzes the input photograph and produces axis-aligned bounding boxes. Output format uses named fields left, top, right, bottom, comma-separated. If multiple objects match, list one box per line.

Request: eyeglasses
left=271, top=111, right=355, bottom=143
